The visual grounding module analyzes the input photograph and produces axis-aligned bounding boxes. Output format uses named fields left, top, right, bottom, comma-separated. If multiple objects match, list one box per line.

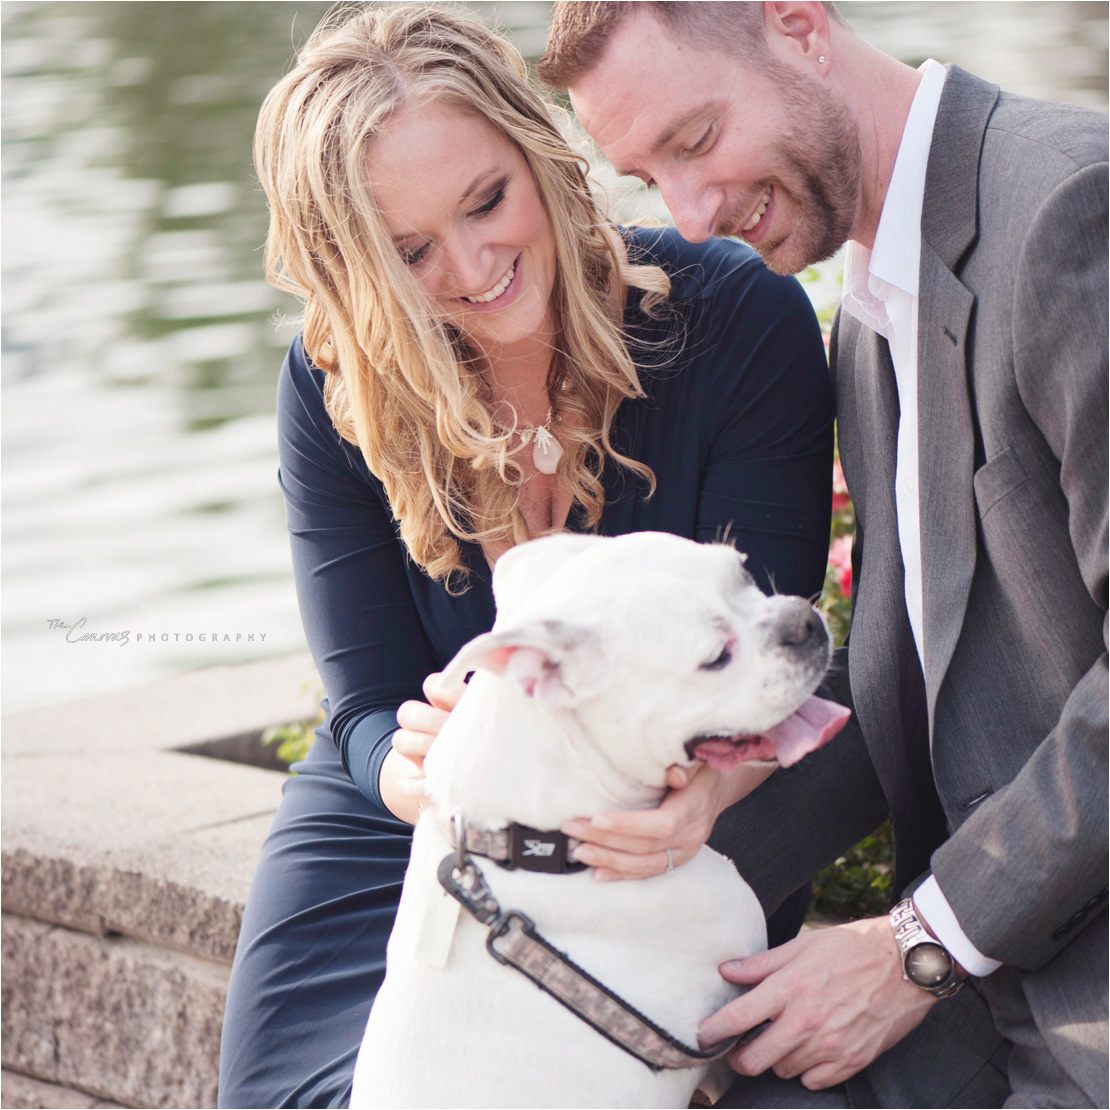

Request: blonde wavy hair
left=254, top=3, right=669, bottom=585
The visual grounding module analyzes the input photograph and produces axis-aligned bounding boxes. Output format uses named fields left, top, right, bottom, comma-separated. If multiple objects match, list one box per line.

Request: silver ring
left=664, top=848, right=675, bottom=875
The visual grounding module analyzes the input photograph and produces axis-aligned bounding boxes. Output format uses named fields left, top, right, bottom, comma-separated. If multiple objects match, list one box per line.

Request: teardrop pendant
left=532, top=422, right=563, bottom=474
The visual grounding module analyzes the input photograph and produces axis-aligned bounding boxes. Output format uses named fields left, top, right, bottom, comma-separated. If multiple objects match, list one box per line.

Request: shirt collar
left=870, top=59, right=947, bottom=296
left=842, top=58, right=947, bottom=321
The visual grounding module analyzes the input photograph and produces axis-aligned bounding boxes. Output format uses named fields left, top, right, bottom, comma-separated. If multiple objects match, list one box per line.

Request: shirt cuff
left=914, top=874, right=1002, bottom=978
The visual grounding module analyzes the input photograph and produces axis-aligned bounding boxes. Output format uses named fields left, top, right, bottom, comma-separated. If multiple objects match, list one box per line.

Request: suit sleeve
left=929, top=161, right=1109, bottom=970
left=277, top=337, right=436, bottom=811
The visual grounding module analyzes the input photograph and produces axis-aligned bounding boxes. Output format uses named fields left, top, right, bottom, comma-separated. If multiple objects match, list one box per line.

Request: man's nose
left=658, top=175, right=719, bottom=244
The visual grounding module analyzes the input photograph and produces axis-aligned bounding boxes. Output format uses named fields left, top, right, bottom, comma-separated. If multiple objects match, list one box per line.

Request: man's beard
left=723, top=81, right=862, bottom=276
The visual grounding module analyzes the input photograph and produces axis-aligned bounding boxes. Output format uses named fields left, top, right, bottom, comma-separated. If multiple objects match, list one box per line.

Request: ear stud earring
left=818, top=55, right=827, bottom=64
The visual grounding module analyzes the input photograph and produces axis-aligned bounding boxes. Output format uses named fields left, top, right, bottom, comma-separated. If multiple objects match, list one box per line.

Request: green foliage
left=811, top=822, right=895, bottom=919
left=262, top=686, right=324, bottom=766
left=262, top=719, right=316, bottom=765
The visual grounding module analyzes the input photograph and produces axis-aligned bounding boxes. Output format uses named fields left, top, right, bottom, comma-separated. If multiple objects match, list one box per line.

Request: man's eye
left=686, top=124, right=716, bottom=156
left=700, top=644, right=732, bottom=672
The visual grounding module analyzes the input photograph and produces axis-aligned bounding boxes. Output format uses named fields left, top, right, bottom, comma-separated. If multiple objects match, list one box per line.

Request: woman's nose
left=435, top=234, right=491, bottom=298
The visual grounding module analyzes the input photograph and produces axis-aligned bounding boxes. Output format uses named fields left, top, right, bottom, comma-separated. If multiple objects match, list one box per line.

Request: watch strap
left=889, top=897, right=964, bottom=999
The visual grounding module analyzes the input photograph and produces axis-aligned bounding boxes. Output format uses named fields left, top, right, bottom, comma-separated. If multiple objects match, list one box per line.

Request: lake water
left=2, top=2, right=1106, bottom=713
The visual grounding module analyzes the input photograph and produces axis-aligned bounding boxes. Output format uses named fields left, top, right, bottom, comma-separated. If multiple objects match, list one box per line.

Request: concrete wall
left=1, top=654, right=320, bottom=1109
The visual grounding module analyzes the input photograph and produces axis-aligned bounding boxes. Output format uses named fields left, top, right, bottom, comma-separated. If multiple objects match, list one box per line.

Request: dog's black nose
left=775, top=605, right=827, bottom=650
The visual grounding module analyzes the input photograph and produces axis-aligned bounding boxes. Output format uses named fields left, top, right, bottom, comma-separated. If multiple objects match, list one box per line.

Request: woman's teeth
left=464, top=262, right=515, bottom=304
left=743, top=189, right=771, bottom=232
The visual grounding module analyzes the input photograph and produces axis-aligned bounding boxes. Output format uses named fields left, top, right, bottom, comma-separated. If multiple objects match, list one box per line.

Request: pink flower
left=827, top=534, right=853, bottom=597
left=832, top=458, right=851, bottom=512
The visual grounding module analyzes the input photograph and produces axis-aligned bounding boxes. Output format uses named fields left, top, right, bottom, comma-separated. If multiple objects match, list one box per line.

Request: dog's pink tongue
left=690, top=696, right=851, bottom=771
left=691, top=736, right=777, bottom=770
left=765, top=695, right=851, bottom=767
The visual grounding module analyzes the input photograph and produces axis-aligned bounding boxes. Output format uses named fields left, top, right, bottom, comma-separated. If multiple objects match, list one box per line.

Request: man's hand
left=699, top=916, right=935, bottom=1090
left=560, top=762, right=775, bottom=881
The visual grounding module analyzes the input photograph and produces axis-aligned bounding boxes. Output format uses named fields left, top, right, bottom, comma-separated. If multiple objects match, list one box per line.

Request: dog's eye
left=700, top=644, right=732, bottom=672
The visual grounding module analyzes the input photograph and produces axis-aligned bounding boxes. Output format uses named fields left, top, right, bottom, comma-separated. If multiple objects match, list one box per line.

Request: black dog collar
left=448, top=819, right=587, bottom=874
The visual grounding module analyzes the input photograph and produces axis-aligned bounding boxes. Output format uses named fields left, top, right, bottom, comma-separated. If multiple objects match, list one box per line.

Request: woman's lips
left=461, top=254, right=522, bottom=310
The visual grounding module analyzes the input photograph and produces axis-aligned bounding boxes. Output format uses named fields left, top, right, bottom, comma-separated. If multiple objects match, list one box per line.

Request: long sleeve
left=277, top=337, right=438, bottom=810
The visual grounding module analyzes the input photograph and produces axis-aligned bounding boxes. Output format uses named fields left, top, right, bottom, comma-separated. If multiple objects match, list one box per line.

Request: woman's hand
left=380, top=672, right=466, bottom=822
left=561, top=762, right=775, bottom=881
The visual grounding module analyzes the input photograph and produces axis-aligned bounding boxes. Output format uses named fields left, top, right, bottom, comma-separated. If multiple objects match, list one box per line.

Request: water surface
left=2, top=2, right=1105, bottom=712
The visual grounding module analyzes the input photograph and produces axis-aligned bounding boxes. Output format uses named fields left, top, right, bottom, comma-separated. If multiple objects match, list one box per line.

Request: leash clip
left=437, top=852, right=502, bottom=926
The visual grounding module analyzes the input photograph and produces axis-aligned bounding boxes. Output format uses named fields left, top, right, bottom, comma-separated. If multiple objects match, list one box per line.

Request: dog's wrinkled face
left=443, top=532, right=849, bottom=789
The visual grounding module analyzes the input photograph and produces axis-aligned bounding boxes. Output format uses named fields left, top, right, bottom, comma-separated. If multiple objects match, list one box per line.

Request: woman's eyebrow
left=389, top=168, right=502, bottom=243
left=461, top=166, right=500, bottom=200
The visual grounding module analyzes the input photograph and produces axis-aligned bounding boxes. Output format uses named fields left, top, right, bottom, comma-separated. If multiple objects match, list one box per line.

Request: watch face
left=905, top=942, right=953, bottom=988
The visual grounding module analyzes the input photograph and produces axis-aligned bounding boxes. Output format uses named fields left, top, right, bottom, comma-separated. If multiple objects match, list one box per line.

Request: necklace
left=519, top=409, right=563, bottom=475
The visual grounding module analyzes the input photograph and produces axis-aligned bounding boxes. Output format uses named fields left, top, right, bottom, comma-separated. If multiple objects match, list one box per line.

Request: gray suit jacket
left=715, top=66, right=1108, bottom=1104
left=840, top=65, right=1107, bottom=1101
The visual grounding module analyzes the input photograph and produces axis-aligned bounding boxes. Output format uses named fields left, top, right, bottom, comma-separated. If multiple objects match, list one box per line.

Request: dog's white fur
left=351, top=532, right=835, bottom=1109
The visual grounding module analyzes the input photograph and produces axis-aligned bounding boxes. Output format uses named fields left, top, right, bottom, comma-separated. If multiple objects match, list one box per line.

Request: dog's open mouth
left=684, top=694, right=851, bottom=770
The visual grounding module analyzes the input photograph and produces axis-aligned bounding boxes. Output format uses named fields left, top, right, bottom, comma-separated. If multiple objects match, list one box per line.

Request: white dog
left=351, top=532, right=849, bottom=1109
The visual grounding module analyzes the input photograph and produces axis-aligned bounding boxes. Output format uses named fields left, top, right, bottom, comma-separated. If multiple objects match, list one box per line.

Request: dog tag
left=413, top=882, right=462, bottom=968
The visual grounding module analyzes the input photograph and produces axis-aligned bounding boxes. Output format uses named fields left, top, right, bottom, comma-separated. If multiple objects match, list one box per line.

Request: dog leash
left=437, top=842, right=745, bottom=1073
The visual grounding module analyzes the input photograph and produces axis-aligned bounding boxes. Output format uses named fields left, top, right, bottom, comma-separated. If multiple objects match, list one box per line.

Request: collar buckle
left=507, top=822, right=584, bottom=873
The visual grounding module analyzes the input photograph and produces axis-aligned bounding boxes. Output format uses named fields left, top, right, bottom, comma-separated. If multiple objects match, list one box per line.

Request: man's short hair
left=539, top=1, right=843, bottom=90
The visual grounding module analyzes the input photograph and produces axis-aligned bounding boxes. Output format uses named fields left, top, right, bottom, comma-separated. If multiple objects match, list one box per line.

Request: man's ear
left=440, top=620, right=608, bottom=708
left=490, top=534, right=605, bottom=619
left=765, top=1, right=830, bottom=65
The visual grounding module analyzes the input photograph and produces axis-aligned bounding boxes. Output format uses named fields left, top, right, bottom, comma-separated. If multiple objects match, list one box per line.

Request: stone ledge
left=1, top=1070, right=124, bottom=1109
left=1, top=653, right=318, bottom=958
left=2, top=915, right=228, bottom=1109
left=1, top=653, right=322, bottom=1109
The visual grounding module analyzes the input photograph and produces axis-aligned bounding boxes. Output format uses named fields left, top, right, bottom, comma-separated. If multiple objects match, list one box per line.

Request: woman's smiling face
left=368, top=100, right=558, bottom=359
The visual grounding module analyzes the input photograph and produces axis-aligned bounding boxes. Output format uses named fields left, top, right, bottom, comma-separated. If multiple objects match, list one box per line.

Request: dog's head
left=440, top=532, right=849, bottom=788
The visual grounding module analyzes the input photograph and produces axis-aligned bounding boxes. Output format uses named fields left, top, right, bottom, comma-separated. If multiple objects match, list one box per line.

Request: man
left=540, top=3, right=1108, bottom=1106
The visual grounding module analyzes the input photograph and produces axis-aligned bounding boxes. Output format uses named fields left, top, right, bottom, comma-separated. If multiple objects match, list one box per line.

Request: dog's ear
left=490, top=534, right=606, bottom=619
left=441, top=620, right=608, bottom=708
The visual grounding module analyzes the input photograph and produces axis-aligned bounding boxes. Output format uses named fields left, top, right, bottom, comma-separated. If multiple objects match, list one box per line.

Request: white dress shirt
left=840, top=60, right=1002, bottom=978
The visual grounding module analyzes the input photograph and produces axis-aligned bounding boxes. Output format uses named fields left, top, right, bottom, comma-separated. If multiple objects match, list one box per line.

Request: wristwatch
left=889, top=898, right=964, bottom=999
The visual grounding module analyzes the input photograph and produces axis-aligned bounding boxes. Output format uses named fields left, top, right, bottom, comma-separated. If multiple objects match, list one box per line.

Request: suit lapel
left=917, top=68, right=1000, bottom=726
left=839, top=319, right=947, bottom=886
left=917, top=253, right=976, bottom=722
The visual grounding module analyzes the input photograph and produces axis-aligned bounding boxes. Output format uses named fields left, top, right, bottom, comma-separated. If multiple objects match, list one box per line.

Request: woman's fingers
left=423, top=671, right=466, bottom=712
left=396, top=698, right=450, bottom=736
left=392, top=672, right=463, bottom=774
left=562, top=764, right=718, bottom=850
left=393, top=701, right=446, bottom=771
left=572, top=843, right=685, bottom=881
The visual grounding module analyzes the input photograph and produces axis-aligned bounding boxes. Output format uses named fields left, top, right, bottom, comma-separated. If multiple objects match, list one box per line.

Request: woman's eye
left=700, top=644, right=732, bottom=672
left=472, top=183, right=506, bottom=218
left=400, top=243, right=429, bottom=266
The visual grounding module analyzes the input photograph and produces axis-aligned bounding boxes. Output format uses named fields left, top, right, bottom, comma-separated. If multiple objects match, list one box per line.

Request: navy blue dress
left=218, top=228, right=833, bottom=1108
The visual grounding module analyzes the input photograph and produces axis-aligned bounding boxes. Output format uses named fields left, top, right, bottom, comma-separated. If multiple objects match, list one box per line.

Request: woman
left=220, top=5, right=834, bottom=1107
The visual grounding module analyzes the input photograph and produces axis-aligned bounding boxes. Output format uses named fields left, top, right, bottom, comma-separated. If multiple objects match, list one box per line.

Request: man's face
left=568, top=9, right=862, bottom=275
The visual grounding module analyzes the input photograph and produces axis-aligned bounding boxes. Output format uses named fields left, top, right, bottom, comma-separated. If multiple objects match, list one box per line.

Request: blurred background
left=3, top=1, right=1107, bottom=714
